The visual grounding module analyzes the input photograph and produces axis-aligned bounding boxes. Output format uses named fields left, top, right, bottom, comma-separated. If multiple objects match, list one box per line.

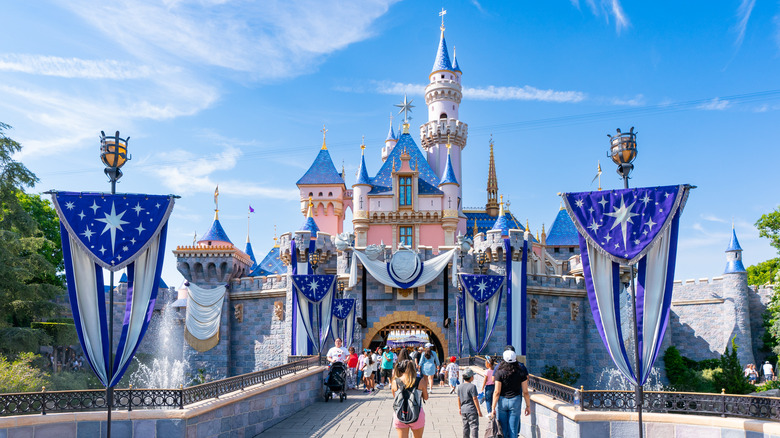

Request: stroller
left=324, top=362, right=348, bottom=402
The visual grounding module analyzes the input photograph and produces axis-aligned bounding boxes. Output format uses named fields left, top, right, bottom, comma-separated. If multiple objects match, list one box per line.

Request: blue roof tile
left=355, top=151, right=372, bottom=186
left=158, top=278, right=168, bottom=289
left=300, top=216, right=320, bottom=236
left=369, top=132, right=442, bottom=195
left=199, top=218, right=232, bottom=244
left=725, top=259, right=746, bottom=274
left=492, top=215, right=510, bottom=236
left=297, top=149, right=346, bottom=186
left=250, top=246, right=285, bottom=276
left=432, top=32, right=453, bottom=73
left=439, top=150, right=459, bottom=186
left=726, top=227, right=743, bottom=252
left=245, top=241, right=258, bottom=271
left=119, top=273, right=128, bottom=283
left=452, top=54, right=461, bottom=72
left=464, top=211, right=532, bottom=241
left=546, top=209, right=579, bottom=246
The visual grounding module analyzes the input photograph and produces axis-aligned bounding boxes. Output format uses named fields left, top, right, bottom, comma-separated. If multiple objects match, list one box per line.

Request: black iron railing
left=456, top=356, right=780, bottom=421
left=0, top=356, right=323, bottom=416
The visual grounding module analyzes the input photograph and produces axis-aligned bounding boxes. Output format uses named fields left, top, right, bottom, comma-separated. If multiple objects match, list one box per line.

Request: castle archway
left=363, top=311, right=448, bottom=362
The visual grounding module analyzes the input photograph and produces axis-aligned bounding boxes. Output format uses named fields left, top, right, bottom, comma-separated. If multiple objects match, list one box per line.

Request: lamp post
left=337, top=281, right=345, bottom=300
left=309, top=250, right=321, bottom=274
left=100, top=130, right=130, bottom=438
left=476, top=250, right=487, bottom=274
left=608, top=127, right=643, bottom=438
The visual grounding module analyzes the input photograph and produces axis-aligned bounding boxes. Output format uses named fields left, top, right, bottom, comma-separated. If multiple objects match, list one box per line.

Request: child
left=446, top=356, right=460, bottom=394
left=439, top=364, right=447, bottom=387
left=457, top=369, right=482, bottom=438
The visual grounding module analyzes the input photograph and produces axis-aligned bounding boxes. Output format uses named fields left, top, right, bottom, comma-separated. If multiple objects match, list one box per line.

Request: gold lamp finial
left=214, top=185, right=219, bottom=220
left=307, top=196, right=314, bottom=218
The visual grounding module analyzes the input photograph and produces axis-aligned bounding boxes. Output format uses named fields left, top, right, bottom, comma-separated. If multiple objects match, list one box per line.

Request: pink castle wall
left=419, top=224, right=445, bottom=250
left=366, top=225, right=392, bottom=247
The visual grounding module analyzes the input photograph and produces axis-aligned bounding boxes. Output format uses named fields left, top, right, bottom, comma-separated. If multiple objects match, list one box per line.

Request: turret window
left=400, top=226, right=413, bottom=247
left=399, top=176, right=413, bottom=206
left=318, top=192, right=323, bottom=196
left=440, top=113, right=447, bottom=119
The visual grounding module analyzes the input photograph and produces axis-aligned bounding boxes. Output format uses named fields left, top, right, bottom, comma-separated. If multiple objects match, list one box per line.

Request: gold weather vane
left=321, top=125, right=328, bottom=150
left=214, top=185, right=219, bottom=220
left=439, top=8, right=447, bottom=32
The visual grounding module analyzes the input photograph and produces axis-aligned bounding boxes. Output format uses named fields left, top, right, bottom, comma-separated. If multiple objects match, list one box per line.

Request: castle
left=165, top=22, right=775, bottom=388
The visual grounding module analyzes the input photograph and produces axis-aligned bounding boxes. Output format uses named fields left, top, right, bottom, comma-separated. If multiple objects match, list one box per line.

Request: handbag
left=484, top=416, right=503, bottom=438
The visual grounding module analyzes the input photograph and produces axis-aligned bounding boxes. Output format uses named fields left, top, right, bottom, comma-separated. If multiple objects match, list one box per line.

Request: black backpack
left=392, top=378, right=422, bottom=424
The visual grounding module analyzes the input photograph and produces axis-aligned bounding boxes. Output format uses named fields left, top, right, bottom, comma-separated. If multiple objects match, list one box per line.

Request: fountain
left=130, top=303, right=190, bottom=388
left=595, top=367, right=664, bottom=391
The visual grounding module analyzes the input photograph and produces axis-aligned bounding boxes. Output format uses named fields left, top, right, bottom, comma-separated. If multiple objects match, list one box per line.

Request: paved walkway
left=256, top=383, right=490, bottom=438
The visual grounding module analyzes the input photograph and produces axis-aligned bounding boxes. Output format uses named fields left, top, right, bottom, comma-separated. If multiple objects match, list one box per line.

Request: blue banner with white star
left=562, top=185, right=690, bottom=385
left=459, top=274, right=504, bottom=355
left=331, top=298, right=356, bottom=348
left=51, top=192, right=175, bottom=387
left=291, top=274, right=336, bottom=354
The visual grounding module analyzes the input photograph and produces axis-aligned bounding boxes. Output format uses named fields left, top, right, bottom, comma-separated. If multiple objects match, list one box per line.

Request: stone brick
left=7, top=427, right=32, bottom=438
left=157, top=419, right=185, bottom=437
left=77, top=422, right=101, bottom=438
left=34, top=423, right=75, bottom=438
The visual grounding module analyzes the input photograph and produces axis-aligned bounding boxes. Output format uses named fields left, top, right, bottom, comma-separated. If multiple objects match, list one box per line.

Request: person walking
left=391, top=360, right=428, bottom=438
left=481, top=356, right=496, bottom=415
left=489, top=350, right=531, bottom=438
left=418, top=344, right=440, bottom=392
left=439, top=364, right=447, bottom=387
left=381, top=347, right=395, bottom=387
left=457, top=369, right=482, bottom=438
left=373, top=347, right=383, bottom=387
left=346, top=346, right=359, bottom=390
left=446, top=356, right=460, bottom=394
left=326, top=338, right=349, bottom=364
left=361, top=350, right=376, bottom=393
left=763, top=361, right=775, bottom=382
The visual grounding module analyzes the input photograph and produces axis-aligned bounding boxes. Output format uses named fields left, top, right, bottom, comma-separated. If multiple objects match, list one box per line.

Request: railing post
left=41, top=386, right=46, bottom=416
left=128, top=385, right=132, bottom=412
left=179, top=384, right=184, bottom=410
left=721, top=388, right=726, bottom=417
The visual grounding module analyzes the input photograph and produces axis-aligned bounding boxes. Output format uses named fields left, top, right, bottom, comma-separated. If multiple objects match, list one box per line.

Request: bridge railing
left=455, top=356, right=780, bottom=421
left=0, top=356, right=322, bottom=416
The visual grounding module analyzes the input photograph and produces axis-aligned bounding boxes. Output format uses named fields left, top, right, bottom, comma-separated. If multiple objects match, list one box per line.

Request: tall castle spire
left=486, top=135, right=499, bottom=217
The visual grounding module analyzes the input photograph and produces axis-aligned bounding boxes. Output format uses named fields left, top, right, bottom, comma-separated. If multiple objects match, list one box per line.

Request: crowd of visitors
left=744, top=361, right=775, bottom=384
left=324, top=340, right=530, bottom=438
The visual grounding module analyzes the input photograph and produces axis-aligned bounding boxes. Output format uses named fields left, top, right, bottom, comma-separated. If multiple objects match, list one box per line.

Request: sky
left=2, top=0, right=779, bottom=286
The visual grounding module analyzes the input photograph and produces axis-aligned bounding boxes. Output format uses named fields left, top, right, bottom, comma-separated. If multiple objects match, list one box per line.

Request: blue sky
left=2, top=0, right=779, bottom=285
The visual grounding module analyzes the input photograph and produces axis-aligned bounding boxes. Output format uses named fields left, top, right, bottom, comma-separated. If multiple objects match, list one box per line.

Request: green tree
left=756, top=207, right=780, bottom=252
left=0, top=122, right=64, bottom=351
left=0, top=353, right=49, bottom=393
left=712, top=337, right=755, bottom=395
left=540, top=365, right=580, bottom=386
left=747, top=258, right=780, bottom=286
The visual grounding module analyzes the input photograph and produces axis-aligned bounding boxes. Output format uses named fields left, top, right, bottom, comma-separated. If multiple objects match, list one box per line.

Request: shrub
left=754, top=379, right=780, bottom=392
left=541, top=365, right=580, bottom=387
left=0, top=353, right=48, bottom=393
left=712, top=337, right=755, bottom=395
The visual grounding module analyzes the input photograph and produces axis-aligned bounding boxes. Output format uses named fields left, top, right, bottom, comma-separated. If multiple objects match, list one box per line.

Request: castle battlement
left=231, top=273, right=287, bottom=293
left=419, top=118, right=468, bottom=149
left=674, top=276, right=725, bottom=285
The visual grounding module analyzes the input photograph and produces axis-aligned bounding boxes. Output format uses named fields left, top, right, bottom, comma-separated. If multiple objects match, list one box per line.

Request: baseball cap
left=503, top=350, right=517, bottom=363
left=450, top=356, right=457, bottom=362
left=425, top=343, right=433, bottom=348
left=462, top=369, right=475, bottom=378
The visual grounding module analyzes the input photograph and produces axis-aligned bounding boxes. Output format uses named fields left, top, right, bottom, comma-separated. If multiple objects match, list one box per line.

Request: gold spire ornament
left=321, top=125, right=328, bottom=150
left=307, top=196, right=314, bottom=218
left=214, top=185, right=219, bottom=220
left=439, top=7, right=447, bottom=32
left=592, top=161, right=603, bottom=191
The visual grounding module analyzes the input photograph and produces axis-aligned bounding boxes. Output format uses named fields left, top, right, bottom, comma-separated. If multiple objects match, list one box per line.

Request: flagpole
left=107, top=177, right=116, bottom=438
left=623, top=174, right=643, bottom=438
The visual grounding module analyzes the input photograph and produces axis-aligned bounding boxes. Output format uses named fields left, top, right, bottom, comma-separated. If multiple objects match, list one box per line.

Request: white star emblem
left=65, top=201, right=75, bottom=210
left=604, top=195, right=639, bottom=249
left=122, top=246, right=129, bottom=252
left=645, top=218, right=657, bottom=231
left=336, top=304, right=344, bottom=312
left=116, top=254, right=122, bottom=261
left=575, top=199, right=584, bottom=208
left=132, top=203, right=144, bottom=215
left=598, top=197, right=608, bottom=209
left=634, top=239, right=640, bottom=245
left=604, top=235, right=612, bottom=243
left=155, top=203, right=161, bottom=209
left=78, top=211, right=85, bottom=220
left=81, top=227, right=94, bottom=241
left=640, top=194, right=651, bottom=206
left=615, top=243, right=620, bottom=248
left=90, top=201, right=100, bottom=214
left=130, top=238, right=136, bottom=245
left=135, top=223, right=146, bottom=235
left=643, top=230, right=648, bottom=235
left=476, top=281, right=487, bottom=295
left=587, top=220, right=601, bottom=233
left=308, top=279, right=320, bottom=293
left=588, top=207, right=594, bottom=214
left=95, top=202, right=129, bottom=254
left=664, top=192, right=671, bottom=198
left=99, top=246, right=106, bottom=255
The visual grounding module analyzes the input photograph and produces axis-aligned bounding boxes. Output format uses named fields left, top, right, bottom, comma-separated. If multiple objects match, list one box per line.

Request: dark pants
left=462, top=412, right=479, bottom=438
left=357, top=370, right=363, bottom=387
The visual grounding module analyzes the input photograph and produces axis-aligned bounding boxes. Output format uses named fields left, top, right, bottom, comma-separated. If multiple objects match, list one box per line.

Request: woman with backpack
left=418, top=344, right=440, bottom=392
left=391, top=360, right=428, bottom=438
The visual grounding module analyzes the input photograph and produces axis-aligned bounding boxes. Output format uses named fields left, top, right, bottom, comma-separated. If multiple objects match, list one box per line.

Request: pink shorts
left=393, top=406, right=425, bottom=430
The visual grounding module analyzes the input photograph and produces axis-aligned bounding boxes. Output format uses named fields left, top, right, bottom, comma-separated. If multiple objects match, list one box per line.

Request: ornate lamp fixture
left=309, top=250, right=321, bottom=274
left=337, top=281, right=345, bottom=299
left=607, top=127, right=637, bottom=186
left=100, top=131, right=131, bottom=184
left=476, top=249, right=487, bottom=274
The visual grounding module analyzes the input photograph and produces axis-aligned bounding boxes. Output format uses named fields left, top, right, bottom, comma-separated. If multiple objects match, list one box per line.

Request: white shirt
left=327, top=346, right=349, bottom=363
left=763, top=363, right=774, bottom=375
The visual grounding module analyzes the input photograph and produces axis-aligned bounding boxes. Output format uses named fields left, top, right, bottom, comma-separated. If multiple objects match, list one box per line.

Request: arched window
left=328, top=192, right=333, bottom=197
left=308, top=192, right=313, bottom=197
left=318, top=192, right=323, bottom=196
left=440, top=113, right=447, bottom=119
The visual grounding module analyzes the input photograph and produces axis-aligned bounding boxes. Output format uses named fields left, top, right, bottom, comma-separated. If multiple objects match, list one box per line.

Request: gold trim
left=184, top=327, right=219, bottom=352
left=363, top=311, right=448, bottom=354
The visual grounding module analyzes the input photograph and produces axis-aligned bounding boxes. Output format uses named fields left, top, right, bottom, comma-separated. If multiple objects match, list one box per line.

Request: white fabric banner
left=639, top=223, right=673, bottom=382
left=510, top=260, right=524, bottom=355
left=295, top=260, right=309, bottom=355
left=349, top=249, right=457, bottom=289
left=185, top=283, right=226, bottom=341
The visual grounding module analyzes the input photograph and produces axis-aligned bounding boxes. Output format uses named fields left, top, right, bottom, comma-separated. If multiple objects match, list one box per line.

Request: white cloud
left=579, top=0, right=629, bottom=33
left=734, top=0, right=757, bottom=48
left=146, top=146, right=298, bottom=199
left=697, top=98, right=730, bottom=111
left=0, top=54, right=176, bottom=79
left=701, top=214, right=727, bottom=223
left=609, top=94, right=644, bottom=106
left=369, top=81, right=586, bottom=103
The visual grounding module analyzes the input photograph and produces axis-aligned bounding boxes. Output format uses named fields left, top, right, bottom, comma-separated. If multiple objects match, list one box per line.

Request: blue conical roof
left=297, top=149, right=346, bottom=186
left=250, top=245, right=285, bottom=277
left=491, top=215, right=509, bottom=236
left=431, top=32, right=453, bottom=73
left=546, top=209, right=578, bottom=246
left=439, top=150, right=459, bottom=186
left=300, top=216, right=319, bottom=235
left=199, top=218, right=232, bottom=244
left=354, top=151, right=372, bottom=186
left=386, top=122, right=397, bottom=141
left=452, top=54, right=461, bottom=72
left=726, top=227, right=743, bottom=252
left=119, top=273, right=128, bottom=283
left=245, top=241, right=258, bottom=270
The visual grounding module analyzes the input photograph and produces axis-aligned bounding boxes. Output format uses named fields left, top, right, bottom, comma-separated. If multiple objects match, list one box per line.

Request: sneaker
left=449, top=388, right=455, bottom=394
left=363, top=389, right=370, bottom=393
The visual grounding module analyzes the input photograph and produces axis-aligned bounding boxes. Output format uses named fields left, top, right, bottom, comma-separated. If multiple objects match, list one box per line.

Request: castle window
left=400, top=226, right=413, bottom=247
left=554, top=248, right=560, bottom=253
left=440, top=113, right=447, bottom=119
left=328, top=192, right=333, bottom=197
left=569, top=247, right=575, bottom=253
left=441, top=74, right=444, bottom=79
left=399, top=176, right=413, bottom=206
left=318, top=192, right=323, bottom=196
left=308, top=192, right=313, bottom=197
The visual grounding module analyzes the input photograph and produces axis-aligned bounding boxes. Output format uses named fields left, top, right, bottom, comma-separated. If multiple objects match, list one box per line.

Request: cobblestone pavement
left=255, top=383, right=490, bottom=438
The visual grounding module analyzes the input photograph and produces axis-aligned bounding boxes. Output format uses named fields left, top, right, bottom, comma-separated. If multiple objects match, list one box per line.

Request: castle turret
left=439, top=144, right=460, bottom=245
left=352, top=142, right=372, bottom=247
left=420, top=21, right=468, bottom=235
left=722, top=226, right=755, bottom=366
left=296, top=129, right=347, bottom=236
left=381, top=118, right=398, bottom=162
left=486, top=136, right=499, bottom=217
